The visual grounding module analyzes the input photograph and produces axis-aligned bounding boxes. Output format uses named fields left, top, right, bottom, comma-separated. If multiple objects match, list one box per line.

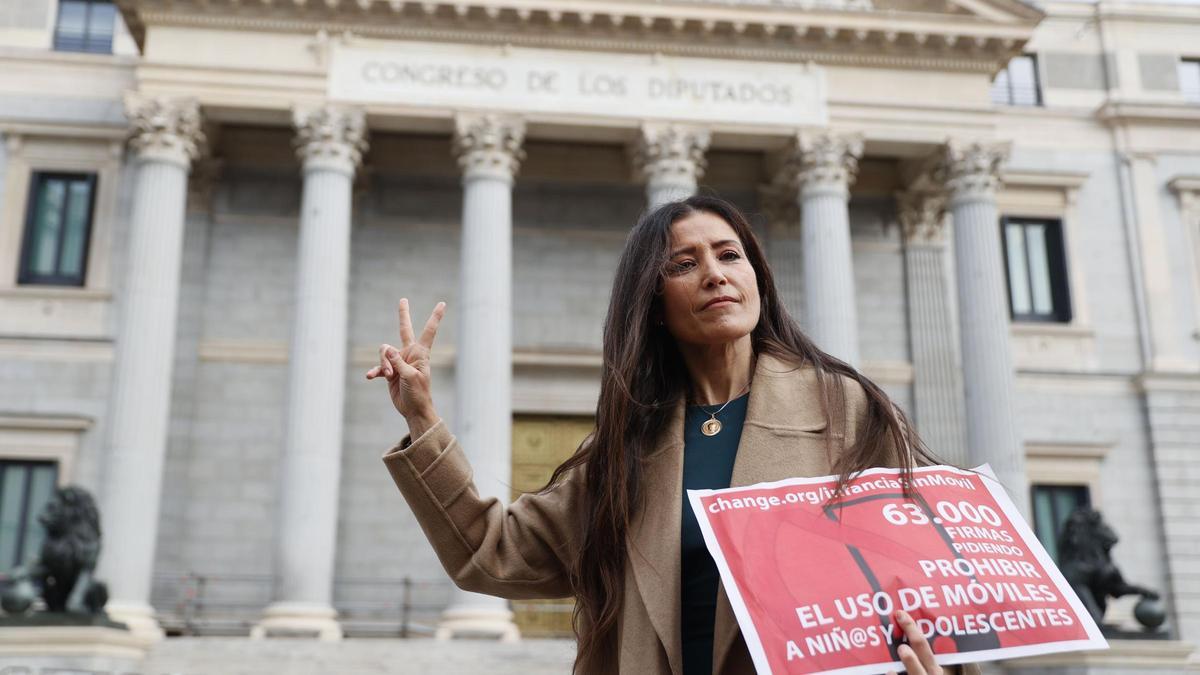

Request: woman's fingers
left=380, top=344, right=416, bottom=376
left=397, top=298, right=416, bottom=348
left=418, top=302, right=446, bottom=349
left=899, top=643, right=923, bottom=674
left=895, top=610, right=941, bottom=674
left=377, top=344, right=397, bottom=378
left=389, top=352, right=421, bottom=381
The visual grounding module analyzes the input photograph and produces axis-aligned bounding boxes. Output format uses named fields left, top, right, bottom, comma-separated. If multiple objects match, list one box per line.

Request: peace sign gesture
left=365, top=298, right=446, bottom=435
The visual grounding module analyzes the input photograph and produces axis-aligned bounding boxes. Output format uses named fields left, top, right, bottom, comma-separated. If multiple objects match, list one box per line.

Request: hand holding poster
left=687, top=465, right=1107, bottom=675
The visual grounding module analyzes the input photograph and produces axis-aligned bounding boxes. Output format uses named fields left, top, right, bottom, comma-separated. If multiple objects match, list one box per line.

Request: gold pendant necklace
left=696, top=381, right=750, bottom=437
left=701, top=417, right=723, bottom=437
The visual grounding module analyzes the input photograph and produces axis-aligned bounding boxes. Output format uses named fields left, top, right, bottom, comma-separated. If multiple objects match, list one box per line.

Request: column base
left=250, top=602, right=343, bottom=641
left=103, top=600, right=165, bottom=644
left=435, top=606, right=521, bottom=642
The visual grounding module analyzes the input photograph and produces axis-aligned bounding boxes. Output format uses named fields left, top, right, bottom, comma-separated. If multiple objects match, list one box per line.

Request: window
left=1031, top=484, right=1090, bottom=564
left=0, top=461, right=58, bottom=572
left=18, top=172, right=97, bottom=287
left=1180, top=59, right=1200, bottom=104
left=990, top=55, right=1042, bottom=107
left=1001, top=217, right=1072, bottom=323
left=53, top=0, right=117, bottom=54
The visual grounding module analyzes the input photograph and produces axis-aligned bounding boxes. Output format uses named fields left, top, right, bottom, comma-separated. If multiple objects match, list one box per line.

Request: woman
left=367, top=196, right=970, bottom=675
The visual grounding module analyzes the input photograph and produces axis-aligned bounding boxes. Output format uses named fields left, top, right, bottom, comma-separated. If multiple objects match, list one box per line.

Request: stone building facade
left=1, top=0, right=1198, bottom=670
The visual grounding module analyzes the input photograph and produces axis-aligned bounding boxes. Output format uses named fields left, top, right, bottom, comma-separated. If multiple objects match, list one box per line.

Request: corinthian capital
left=937, top=140, right=1010, bottom=205
left=452, top=113, right=525, bottom=181
left=782, top=130, right=863, bottom=199
left=293, top=104, right=368, bottom=175
left=125, top=95, right=205, bottom=168
left=630, top=123, right=710, bottom=186
left=897, top=189, right=947, bottom=245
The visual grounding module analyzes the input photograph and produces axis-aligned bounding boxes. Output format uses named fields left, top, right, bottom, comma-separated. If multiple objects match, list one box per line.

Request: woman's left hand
left=886, top=610, right=943, bottom=675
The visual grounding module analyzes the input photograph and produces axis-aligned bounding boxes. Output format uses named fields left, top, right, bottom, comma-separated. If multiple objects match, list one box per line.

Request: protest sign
left=687, top=464, right=1107, bottom=675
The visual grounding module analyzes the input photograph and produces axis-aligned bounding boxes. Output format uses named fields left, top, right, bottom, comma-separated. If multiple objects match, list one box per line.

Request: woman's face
left=659, top=210, right=761, bottom=348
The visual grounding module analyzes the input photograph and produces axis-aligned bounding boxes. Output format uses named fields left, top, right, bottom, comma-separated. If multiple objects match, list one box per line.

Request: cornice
left=1136, top=371, right=1200, bottom=393
left=1168, top=176, right=1200, bottom=194
left=1093, top=1, right=1200, bottom=25
left=0, top=414, right=94, bottom=432
left=1024, top=440, right=1112, bottom=459
left=1001, top=169, right=1090, bottom=190
left=0, top=46, right=139, bottom=69
left=0, top=121, right=129, bottom=141
left=119, top=0, right=1038, bottom=73
left=1098, top=101, right=1200, bottom=127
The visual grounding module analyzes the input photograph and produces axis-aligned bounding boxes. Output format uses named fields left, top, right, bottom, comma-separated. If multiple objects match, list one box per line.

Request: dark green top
left=681, top=392, right=749, bottom=675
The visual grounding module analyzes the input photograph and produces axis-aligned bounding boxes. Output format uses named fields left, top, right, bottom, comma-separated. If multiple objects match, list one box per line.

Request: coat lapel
left=626, top=353, right=838, bottom=675
left=628, top=395, right=687, bottom=675
left=711, top=353, right=835, bottom=673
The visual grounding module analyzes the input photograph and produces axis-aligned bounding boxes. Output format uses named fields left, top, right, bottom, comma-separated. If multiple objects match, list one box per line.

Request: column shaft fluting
left=788, top=131, right=863, bottom=366
left=438, top=114, right=525, bottom=641
left=255, top=105, right=366, bottom=641
left=942, top=142, right=1027, bottom=510
left=99, top=96, right=203, bottom=641
left=457, top=172, right=514, bottom=501
left=103, top=161, right=188, bottom=603
left=906, top=243, right=968, bottom=464
left=278, top=167, right=352, bottom=603
left=802, top=189, right=860, bottom=365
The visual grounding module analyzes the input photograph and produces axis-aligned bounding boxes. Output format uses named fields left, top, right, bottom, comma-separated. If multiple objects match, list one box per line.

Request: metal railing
left=150, top=572, right=453, bottom=637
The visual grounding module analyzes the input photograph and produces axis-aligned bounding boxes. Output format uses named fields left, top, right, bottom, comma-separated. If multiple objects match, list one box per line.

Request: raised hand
left=365, top=298, right=446, bottom=436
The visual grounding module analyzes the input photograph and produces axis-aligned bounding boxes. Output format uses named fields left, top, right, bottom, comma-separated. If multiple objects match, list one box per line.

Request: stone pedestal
left=1000, top=638, right=1197, bottom=673
left=0, top=625, right=153, bottom=674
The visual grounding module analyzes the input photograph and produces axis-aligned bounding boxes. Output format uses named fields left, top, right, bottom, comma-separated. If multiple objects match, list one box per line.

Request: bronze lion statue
left=1058, top=507, right=1157, bottom=624
left=1, top=486, right=108, bottom=616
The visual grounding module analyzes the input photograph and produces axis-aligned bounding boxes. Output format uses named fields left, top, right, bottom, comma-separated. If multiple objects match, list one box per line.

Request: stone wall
left=1144, top=380, right=1200, bottom=642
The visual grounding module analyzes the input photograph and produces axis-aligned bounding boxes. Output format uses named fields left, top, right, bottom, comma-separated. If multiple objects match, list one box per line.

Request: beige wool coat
left=382, top=352, right=979, bottom=675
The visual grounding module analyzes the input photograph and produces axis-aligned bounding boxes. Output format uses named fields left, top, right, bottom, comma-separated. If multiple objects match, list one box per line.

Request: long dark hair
left=543, top=195, right=938, bottom=672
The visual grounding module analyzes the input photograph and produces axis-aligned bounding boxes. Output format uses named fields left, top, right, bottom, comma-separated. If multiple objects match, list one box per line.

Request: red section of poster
left=688, top=465, right=1107, bottom=675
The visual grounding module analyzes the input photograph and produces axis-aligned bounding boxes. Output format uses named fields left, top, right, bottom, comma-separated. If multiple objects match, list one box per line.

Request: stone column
left=898, top=190, right=968, bottom=465
left=98, top=96, right=204, bottom=641
left=785, top=131, right=863, bottom=366
left=252, top=105, right=367, bottom=641
left=436, top=113, right=524, bottom=642
left=631, top=123, right=710, bottom=209
left=938, top=141, right=1027, bottom=511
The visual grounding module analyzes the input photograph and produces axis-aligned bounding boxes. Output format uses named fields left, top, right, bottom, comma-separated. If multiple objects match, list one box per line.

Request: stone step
left=142, top=637, right=576, bottom=675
